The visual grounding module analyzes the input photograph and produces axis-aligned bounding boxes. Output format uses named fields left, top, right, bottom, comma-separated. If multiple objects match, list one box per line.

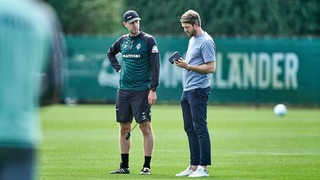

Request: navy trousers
left=181, top=87, right=211, bottom=166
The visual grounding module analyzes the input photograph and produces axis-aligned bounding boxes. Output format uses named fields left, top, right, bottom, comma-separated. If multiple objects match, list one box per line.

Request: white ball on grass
left=273, top=104, right=287, bottom=116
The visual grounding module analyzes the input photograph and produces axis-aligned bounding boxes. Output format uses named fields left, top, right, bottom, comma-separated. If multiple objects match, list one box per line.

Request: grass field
left=38, top=104, right=320, bottom=179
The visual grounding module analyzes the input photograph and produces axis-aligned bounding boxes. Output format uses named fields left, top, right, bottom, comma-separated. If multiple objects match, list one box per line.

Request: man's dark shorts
left=116, top=89, right=151, bottom=123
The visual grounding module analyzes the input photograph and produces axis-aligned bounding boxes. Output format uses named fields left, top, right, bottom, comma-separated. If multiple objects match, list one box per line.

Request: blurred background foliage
left=44, top=0, right=320, bottom=37
left=44, top=0, right=124, bottom=35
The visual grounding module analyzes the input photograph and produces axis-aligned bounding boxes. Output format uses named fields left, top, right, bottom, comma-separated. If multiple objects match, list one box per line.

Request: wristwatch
left=150, top=87, right=157, bottom=92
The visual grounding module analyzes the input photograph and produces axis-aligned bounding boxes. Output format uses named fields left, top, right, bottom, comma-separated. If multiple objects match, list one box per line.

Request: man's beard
left=188, top=28, right=196, bottom=37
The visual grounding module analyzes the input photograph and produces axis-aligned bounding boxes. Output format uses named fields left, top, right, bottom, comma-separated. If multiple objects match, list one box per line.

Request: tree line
left=44, top=0, right=320, bottom=37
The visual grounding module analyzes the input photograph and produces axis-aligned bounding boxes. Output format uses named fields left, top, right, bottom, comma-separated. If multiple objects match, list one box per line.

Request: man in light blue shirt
left=174, top=9, right=216, bottom=178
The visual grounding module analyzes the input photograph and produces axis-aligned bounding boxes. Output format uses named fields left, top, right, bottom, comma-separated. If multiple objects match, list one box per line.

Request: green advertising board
left=63, top=36, right=320, bottom=105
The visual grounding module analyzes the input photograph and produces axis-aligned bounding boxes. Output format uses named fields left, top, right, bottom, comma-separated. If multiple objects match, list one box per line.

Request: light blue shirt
left=183, top=32, right=216, bottom=91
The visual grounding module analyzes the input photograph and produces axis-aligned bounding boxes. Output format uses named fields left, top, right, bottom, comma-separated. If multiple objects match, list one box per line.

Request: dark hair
left=180, top=10, right=201, bottom=26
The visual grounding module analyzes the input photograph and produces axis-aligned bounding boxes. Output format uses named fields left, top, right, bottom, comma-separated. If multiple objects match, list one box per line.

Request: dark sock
left=121, top=153, right=129, bottom=168
left=143, top=156, right=151, bottom=168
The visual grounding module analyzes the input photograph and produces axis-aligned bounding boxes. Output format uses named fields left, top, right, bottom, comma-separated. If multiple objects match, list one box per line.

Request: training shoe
left=140, top=167, right=151, bottom=175
left=175, top=166, right=194, bottom=177
left=109, top=167, right=130, bottom=174
left=188, top=166, right=209, bottom=178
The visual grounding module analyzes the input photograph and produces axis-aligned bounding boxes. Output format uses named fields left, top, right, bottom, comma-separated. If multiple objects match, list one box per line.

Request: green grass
left=38, top=104, right=320, bottom=179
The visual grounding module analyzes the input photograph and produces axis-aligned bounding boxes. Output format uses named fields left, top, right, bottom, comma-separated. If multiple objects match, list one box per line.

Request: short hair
left=180, top=10, right=201, bottom=26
